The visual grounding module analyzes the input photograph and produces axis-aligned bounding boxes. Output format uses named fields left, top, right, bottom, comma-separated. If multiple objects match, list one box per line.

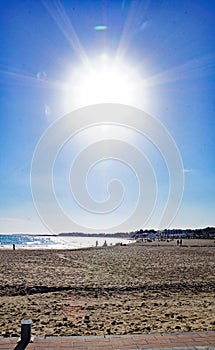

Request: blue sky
left=0, top=0, right=215, bottom=233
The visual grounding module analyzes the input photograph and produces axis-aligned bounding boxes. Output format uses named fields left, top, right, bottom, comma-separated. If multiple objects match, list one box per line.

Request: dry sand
left=0, top=240, right=214, bottom=337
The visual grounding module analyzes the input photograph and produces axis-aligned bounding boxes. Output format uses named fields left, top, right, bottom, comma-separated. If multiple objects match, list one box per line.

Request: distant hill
left=58, top=227, right=215, bottom=239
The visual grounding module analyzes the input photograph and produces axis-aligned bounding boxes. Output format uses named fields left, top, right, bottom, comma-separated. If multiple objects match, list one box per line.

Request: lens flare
left=94, top=25, right=108, bottom=30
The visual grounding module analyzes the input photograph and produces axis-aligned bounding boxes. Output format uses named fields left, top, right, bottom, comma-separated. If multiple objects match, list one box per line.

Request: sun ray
left=117, top=0, right=150, bottom=58
left=42, top=0, right=90, bottom=67
left=0, top=65, right=64, bottom=90
left=143, top=53, right=215, bottom=88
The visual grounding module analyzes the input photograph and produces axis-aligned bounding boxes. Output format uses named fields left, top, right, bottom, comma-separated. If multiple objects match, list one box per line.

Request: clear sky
left=0, top=0, right=215, bottom=233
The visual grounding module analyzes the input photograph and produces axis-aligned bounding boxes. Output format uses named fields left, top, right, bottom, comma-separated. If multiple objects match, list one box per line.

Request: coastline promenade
left=0, top=331, right=215, bottom=350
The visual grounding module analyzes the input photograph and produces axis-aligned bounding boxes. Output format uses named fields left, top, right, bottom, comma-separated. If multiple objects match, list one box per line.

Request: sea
left=0, top=234, right=132, bottom=250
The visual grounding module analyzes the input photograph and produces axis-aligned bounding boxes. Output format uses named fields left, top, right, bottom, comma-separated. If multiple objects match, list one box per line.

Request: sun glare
left=64, top=56, right=140, bottom=110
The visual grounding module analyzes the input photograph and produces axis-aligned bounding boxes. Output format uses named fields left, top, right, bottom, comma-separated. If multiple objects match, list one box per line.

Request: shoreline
left=0, top=238, right=215, bottom=251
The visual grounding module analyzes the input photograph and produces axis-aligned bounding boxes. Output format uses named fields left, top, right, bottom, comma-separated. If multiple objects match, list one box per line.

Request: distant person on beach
left=13, top=244, right=15, bottom=250
left=180, top=239, right=182, bottom=246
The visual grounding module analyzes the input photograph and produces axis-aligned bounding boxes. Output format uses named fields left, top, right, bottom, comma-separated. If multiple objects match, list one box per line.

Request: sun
left=63, top=55, right=140, bottom=110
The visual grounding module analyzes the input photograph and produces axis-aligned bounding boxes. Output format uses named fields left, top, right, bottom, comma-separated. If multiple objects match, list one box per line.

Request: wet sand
left=0, top=240, right=214, bottom=337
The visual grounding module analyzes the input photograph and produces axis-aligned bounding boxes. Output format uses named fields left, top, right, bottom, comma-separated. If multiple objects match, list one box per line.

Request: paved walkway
left=0, top=331, right=215, bottom=350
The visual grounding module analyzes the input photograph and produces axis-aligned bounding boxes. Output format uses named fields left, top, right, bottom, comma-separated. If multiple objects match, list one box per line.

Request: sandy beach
left=0, top=240, right=214, bottom=337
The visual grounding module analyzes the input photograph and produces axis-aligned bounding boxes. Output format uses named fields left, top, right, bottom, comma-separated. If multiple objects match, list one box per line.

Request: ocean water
left=0, top=234, right=132, bottom=250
